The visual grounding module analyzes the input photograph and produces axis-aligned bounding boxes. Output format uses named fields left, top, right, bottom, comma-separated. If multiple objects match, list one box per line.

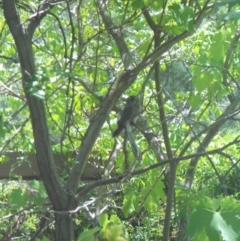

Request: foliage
left=1, top=0, right=240, bottom=240
left=186, top=196, right=240, bottom=241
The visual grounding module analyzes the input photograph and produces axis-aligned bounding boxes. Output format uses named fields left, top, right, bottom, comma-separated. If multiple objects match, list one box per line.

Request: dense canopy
left=1, top=0, right=240, bottom=240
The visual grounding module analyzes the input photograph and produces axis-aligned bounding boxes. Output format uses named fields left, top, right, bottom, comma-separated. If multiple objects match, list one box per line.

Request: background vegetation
left=1, top=0, right=240, bottom=240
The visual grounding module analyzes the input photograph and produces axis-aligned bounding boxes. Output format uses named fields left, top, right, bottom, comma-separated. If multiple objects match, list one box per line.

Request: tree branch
left=184, top=96, right=240, bottom=188
left=27, top=0, right=63, bottom=37
left=96, top=0, right=133, bottom=69
left=76, top=136, right=240, bottom=198
left=66, top=0, right=215, bottom=196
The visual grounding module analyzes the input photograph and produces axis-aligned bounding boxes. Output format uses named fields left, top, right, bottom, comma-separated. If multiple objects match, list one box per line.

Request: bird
left=112, top=96, right=141, bottom=137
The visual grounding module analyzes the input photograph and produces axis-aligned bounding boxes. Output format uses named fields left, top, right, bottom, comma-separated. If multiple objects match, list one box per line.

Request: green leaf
left=8, top=188, right=28, bottom=210
left=221, top=10, right=240, bottom=21
left=77, top=227, right=100, bottom=241
left=209, top=33, right=224, bottom=64
left=169, top=3, right=194, bottom=31
left=219, top=196, right=240, bottom=236
left=186, top=196, right=240, bottom=241
left=30, top=180, right=47, bottom=197
left=36, top=236, right=50, bottom=241
left=216, top=0, right=239, bottom=8
left=146, top=0, right=163, bottom=10
left=131, top=0, right=144, bottom=10
left=99, top=213, right=108, bottom=228
left=30, top=180, right=47, bottom=206
left=211, top=212, right=238, bottom=241
left=109, top=214, right=121, bottom=224
left=32, top=195, right=45, bottom=206
left=137, top=39, right=151, bottom=57
left=189, top=93, right=202, bottom=108
left=142, top=176, right=165, bottom=213
left=192, top=72, right=212, bottom=92
left=41, top=236, right=51, bottom=241
left=105, top=224, right=124, bottom=241
left=123, top=188, right=138, bottom=216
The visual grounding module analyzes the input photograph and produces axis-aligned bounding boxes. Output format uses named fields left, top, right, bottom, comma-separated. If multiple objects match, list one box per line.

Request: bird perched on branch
left=112, top=96, right=141, bottom=137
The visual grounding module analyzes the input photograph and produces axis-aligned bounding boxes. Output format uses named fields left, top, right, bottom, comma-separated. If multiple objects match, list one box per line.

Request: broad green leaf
left=186, top=196, right=240, bottom=241
left=30, top=180, right=47, bottom=197
left=211, top=212, right=238, bottom=241
left=192, top=72, right=211, bottom=92
left=77, top=227, right=100, bottom=241
left=104, top=224, right=124, bottom=241
left=30, top=180, right=47, bottom=206
left=8, top=188, right=28, bottom=209
left=131, top=0, right=144, bottom=10
left=220, top=196, right=240, bottom=235
left=123, top=188, right=138, bottom=216
left=146, top=0, right=164, bottom=10
left=221, top=10, right=240, bottom=21
left=169, top=3, right=194, bottom=31
left=216, top=0, right=239, bottom=8
left=189, top=93, right=202, bottom=108
left=109, top=214, right=121, bottom=224
left=99, top=213, right=108, bottom=228
left=137, top=39, right=152, bottom=57
left=143, top=174, right=165, bottom=212
left=209, top=33, right=224, bottom=64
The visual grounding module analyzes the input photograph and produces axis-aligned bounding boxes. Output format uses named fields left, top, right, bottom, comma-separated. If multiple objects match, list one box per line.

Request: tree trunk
left=3, top=1, right=76, bottom=240
left=55, top=213, right=75, bottom=241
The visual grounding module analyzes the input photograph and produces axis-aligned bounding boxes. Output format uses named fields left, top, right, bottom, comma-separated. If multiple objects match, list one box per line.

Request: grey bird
left=112, top=96, right=141, bottom=137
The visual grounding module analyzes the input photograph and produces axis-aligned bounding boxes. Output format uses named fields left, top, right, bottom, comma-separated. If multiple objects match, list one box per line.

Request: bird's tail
left=112, top=126, right=124, bottom=137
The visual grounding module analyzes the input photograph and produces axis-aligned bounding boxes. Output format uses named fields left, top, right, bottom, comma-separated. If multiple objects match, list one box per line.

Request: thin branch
left=180, top=102, right=240, bottom=157
left=222, top=25, right=240, bottom=102
left=96, top=0, right=133, bottom=69
left=27, top=0, right=64, bottom=37
left=0, top=55, right=18, bottom=63
left=29, top=211, right=51, bottom=241
left=0, top=118, right=29, bottom=153
left=184, top=97, right=240, bottom=188
left=76, top=136, right=240, bottom=198
left=0, top=81, right=25, bottom=101
left=67, top=0, right=214, bottom=196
